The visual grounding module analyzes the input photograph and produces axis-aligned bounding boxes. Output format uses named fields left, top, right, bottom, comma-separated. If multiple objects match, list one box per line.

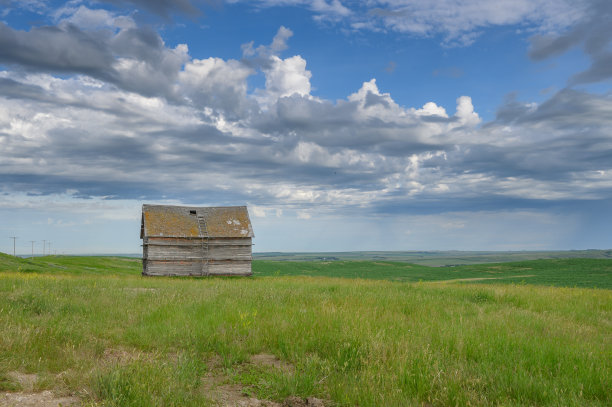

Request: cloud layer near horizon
left=0, top=1, right=611, bottom=252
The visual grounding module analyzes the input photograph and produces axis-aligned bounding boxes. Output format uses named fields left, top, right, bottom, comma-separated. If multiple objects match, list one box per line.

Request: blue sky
left=0, top=0, right=611, bottom=254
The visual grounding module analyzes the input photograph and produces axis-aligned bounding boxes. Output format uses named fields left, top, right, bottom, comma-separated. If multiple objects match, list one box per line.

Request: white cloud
left=311, top=0, right=351, bottom=20
left=1, top=16, right=611, bottom=240
left=348, top=78, right=402, bottom=120
left=416, top=102, right=448, bottom=117
left=238, top=0, right=351, bottom=22
left=179, top=56, right=253, bottom=113
left=234, top=0, right=588, bottom=46
left=242, top=25, right=293, bottom=57
left=369, top=0, right=587, bottom=45
left=454, top=96, right=481, bottom=127
left=2, top=2, right=611, bottom=253
left=269, top=25, right=293, bottom=54
left=262, top=55, right=312, bottom=100
left=59, top=5, right=136, bottom=30
left=1, top=60, right=611, bottom=214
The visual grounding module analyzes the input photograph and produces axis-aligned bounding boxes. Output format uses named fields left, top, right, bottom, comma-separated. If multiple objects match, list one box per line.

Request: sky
left=0, top=0, right=611, bottom=255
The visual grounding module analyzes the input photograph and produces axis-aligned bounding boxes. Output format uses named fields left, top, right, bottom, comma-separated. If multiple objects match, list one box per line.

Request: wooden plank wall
left=143, top=260, right=252, bottom=276
left=142, top=237, right=252, bottom=276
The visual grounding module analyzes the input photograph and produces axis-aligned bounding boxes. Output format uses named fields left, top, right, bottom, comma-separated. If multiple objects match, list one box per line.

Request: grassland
left=254, top=249, right=612, bottom=266
left=255, top=258, right=612, bottom=289
left=0, top=253, right=610, bottom=406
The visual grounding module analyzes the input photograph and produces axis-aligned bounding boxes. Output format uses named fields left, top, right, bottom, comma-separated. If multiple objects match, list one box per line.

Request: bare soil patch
left=201, top=368, right=279, bottom=407
left=282, top=396, right=326, bottom=407
left=0, top=391, right=79, bottom=407
left=201, top=354, right=325, bottom=407
left=206, top=383, right=280, bottom=406
left=0, top=372, right=78, bottom=407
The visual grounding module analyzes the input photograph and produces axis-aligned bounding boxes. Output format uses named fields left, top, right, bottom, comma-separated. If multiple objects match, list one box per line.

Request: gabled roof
left=141, top=205, right=254, bottom=238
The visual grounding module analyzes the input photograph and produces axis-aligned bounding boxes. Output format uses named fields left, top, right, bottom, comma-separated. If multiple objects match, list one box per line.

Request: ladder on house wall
left=196, top=212, right=210, bottom=276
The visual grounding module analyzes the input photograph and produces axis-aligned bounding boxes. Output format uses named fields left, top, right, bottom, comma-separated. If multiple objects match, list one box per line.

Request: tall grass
left=0, top=257, right=610, bottom=406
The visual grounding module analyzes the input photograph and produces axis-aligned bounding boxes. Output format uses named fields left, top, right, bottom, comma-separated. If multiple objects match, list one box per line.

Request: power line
left=42, top=240, right=46, bottom=256
left=9, top=236, right=18, bottom=256
left=29, top=241, right=36, bottom=259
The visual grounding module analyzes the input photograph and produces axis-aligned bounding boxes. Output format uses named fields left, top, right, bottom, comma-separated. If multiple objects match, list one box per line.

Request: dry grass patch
left=101, top=347, right=152, bottom=366
left=250, top=354, right=295, bottom=375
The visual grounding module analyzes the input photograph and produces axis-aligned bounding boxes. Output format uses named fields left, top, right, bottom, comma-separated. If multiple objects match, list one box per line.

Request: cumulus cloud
left=4, top=59, right=608, bottom=218
left=56, top=5, right=131, bottom=29
left=455, top=96, right=481, bottom=127
left=241, top=26, right=313, bottom=105
left=242, top=25, right=293, bottom=59
left=179, top=57, right=254, bottom=116
left=0, top=7, right=189, bottom=99
left=264, top=55, right=312, bottom=99
left=0, top=22, right=115, bottom=75
left=0, top=2, right=611, bottom=225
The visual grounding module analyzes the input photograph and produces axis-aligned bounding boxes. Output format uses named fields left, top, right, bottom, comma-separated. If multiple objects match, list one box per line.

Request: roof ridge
left=142, top=204, right=247, bottom=209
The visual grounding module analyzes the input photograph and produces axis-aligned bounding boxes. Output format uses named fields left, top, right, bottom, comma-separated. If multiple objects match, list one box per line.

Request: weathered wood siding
left=142, top=237, right=252, bottom=276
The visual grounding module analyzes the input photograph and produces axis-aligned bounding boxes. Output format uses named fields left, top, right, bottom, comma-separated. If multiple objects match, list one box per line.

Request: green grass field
left=0, top=253, right=610, bottom=406
left=255, top=258, right=612, bottom=289
left=254, top=249, right=612, bottom=266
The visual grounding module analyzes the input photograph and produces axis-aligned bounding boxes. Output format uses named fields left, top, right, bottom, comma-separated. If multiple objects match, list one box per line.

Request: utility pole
left=48, top=241, right=52, bottom=256
left=9, top=236, right=18, bottom=256
left=29, top=241, right=35, bottom=259
left=42, top=240, right=46, bottom=256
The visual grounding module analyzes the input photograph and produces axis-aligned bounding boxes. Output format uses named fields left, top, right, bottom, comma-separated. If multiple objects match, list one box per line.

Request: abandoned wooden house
left=140, top=204, right=254, bottom=276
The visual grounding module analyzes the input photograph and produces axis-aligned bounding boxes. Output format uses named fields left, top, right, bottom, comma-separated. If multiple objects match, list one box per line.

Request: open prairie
left=0, top=254, right=610, bottom=406
left=253, top=250, right=612, bottom=266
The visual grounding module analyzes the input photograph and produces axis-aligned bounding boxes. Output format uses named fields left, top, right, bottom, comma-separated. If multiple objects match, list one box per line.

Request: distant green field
left=254, top=258, right=612, bottom=289
left=0, top=253, right=610, bottom=406
left=0, top=253, right=142, bottom=275
left=254, top=249, right=612, bottom=265
left=3, top=253, right=611, bottom=289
